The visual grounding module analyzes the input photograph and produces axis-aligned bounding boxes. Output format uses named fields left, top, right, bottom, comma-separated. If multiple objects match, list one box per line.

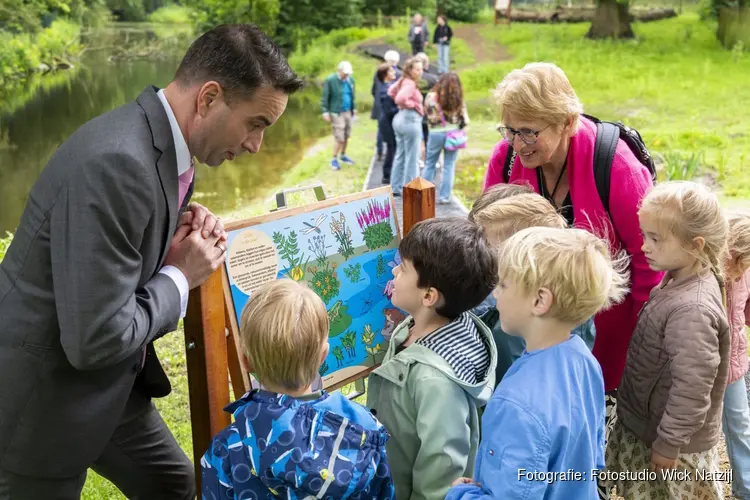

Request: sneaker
left=340, top=155, right=355, bottom=165
left=438, top=198, right=451, bottom=205
left=381, top=176, right=390, bottom=184
left=331, top=158, right=340, bottom=170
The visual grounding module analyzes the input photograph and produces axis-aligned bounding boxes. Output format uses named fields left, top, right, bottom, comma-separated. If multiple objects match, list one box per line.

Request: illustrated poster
left=223, top=189, right=407, bottom=388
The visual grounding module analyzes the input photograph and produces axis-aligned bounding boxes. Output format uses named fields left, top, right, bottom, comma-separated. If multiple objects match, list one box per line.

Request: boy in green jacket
left=366, top=217, right=498, bottom=500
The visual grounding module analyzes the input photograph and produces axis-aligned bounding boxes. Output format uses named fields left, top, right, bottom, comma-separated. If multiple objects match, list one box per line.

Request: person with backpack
left=482, top=63, right=663, bottom=479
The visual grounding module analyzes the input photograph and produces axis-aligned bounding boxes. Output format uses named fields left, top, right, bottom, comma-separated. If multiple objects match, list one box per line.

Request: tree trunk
left=586, top=0, right=634, bottom=39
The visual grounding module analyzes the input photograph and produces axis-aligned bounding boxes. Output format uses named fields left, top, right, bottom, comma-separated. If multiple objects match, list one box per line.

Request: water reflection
left=0, top=25, right=327, bottom=234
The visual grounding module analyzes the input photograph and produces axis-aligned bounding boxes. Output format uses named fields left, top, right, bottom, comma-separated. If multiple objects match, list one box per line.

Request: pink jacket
left=484, top=116, right=664, bottom=392
left=388, top=77, right=424, bottom=116
left=726, top=269, right=750, bottom=384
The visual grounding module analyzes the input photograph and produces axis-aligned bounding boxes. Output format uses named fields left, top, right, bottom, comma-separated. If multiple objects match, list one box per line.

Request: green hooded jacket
left=366, top=313, right=497, bottom=500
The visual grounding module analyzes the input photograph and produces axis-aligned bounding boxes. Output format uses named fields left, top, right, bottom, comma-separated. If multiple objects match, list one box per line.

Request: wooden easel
left=183, top=178, right=436, bottom=492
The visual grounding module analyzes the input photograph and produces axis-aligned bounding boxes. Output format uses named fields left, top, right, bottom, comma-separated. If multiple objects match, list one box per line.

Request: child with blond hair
left=722, top=211, right=750, bottom=499
left=470, top=192, right=597, bottom=385
left=603, top=181, right=730, bottom=499
left=447, top=226, right=628, bottom=499
left=201, top=279, right=395, bottom=499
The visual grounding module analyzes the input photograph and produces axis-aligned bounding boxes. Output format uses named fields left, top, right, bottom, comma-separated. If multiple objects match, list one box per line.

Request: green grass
left=452, top=14, right=750, bottom=205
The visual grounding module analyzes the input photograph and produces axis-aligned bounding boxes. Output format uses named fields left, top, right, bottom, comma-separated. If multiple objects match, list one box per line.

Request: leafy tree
left=189, top=0, right=280, bottom=37
left=437, top=0, right=485, bottom=22
left=276, top=0, right=364, bottom=49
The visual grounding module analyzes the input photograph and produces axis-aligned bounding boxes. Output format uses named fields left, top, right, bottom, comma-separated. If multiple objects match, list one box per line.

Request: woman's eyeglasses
left=496, top=124, right=551, bottom=145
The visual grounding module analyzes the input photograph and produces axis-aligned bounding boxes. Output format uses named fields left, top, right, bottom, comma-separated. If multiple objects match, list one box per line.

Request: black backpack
left=502, top=114, right=657, bottom=215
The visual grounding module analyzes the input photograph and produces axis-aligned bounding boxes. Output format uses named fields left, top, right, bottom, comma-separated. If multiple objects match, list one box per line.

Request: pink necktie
left=178, top=163, right=194, bottom=208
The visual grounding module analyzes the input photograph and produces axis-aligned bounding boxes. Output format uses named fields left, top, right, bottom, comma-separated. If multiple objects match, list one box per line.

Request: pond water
left=0, top=24, right=329, bottom=235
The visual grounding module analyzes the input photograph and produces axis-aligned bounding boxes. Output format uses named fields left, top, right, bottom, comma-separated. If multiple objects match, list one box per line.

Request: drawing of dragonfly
left=301, top=214, right=328, bottom=235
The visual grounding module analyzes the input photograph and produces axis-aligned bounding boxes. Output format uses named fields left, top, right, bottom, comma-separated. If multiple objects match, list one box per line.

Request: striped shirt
left=416, top=312, right=491, bottom=385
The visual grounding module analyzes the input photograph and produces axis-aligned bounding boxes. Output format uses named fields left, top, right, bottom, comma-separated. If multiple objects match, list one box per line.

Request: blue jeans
left=422, top=130, right=458, bottom=202
left=723, top=377, right=750, bottom=499
left=437, top=43, right=450, bottom=74
left=391, top=109, right=422, bottom=195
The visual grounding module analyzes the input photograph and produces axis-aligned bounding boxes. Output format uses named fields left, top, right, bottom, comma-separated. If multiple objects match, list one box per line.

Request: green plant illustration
left=273, top=230, right=309, bottom=280
left=343, top=263, right=362, bottom=283
left=356, top=200, right=394, bottom=251
left=341, top=331, right=357, bottom=358
left=308, top=263, right=340, bottom=305
left=329, top=212, right=355, bottom=260
left=362, top=324, right=383, bottom=365
left=308, top=234, right=327, bottom=266
left=376, top=254, right=386, bottom=278
left=327, top=300, right=352, bottom=337
left=333, top=346, right=344, bottom=367
left=319, top=361, right=329, bottom=376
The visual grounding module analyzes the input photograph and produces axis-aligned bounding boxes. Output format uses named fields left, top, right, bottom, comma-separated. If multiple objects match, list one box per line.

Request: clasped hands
left=164, top=202, right=228, bottom=289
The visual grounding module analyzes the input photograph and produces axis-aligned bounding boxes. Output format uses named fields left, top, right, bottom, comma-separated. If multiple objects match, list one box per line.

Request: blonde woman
left=482, top=63, right=662, bottom=445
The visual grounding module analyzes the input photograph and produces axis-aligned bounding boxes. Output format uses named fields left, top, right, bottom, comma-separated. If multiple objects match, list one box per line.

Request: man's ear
left=531, top=287, right=554, bottom=317
left=196, top=81, right=223, bottom=117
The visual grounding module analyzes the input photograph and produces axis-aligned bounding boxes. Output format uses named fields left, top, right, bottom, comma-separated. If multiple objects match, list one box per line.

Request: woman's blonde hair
left=497, top=227, right=629, bottom=325
left=473, top=193, right=567, bottom=245
left=402, top=57, right=423, bottom=82
left=727, top=211, right=750, bottom=275
left=639, top=181, right=728, bottom=287
left=469, top=183, right=535, bottom=222
left=493, top=62, right=583, bottom=132
left=239, top=279, right=329, bottom=392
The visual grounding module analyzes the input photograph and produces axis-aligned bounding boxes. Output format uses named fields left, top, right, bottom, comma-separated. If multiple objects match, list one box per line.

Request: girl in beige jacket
left=602, top=181, right=730, bottom=500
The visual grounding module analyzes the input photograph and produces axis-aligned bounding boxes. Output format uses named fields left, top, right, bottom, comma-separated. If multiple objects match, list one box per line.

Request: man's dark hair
left=399, top=217, right=498, bottom=319
left=174, top=24, right=304, bottom=100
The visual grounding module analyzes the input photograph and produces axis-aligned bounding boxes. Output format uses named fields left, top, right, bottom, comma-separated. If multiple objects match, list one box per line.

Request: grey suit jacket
left=0, top=86, right=187, bottom=478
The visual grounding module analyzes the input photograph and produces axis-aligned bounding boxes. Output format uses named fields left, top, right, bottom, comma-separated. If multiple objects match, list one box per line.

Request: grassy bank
left=452, top=14, right=750, bottom=207
left=0, top=20, right=82, bottom=90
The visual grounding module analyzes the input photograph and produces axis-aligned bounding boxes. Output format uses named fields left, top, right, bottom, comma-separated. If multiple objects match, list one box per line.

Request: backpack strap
left=502, top=145, right=516, bottom=184
left=592, top=122, right=619, bottom=215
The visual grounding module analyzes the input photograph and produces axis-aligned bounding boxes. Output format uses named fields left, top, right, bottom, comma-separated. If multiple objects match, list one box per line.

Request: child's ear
left=531, top=287, right=553, bottom=316
left=320, top=341, right=330, bottom=364
left=692, top=236, right=706, bottom=253
left=422, top=287, right=442, bottom=308
left=240, top=352, right=252, bottom=374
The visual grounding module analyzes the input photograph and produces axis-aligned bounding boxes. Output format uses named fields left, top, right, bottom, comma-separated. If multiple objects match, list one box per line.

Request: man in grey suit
left=0, top=24, right=303, bottom=499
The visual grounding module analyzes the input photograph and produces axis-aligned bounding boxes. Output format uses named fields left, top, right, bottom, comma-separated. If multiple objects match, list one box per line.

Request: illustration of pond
left=224, top=194, right=408, bottom=385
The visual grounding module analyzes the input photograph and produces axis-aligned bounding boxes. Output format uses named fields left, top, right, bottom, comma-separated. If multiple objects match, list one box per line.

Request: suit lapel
left=136, top=86, right=180, bottom=267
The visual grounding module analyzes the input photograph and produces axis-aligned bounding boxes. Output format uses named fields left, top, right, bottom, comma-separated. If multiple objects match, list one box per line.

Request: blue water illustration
left=226, top=194, right=406, bottom=380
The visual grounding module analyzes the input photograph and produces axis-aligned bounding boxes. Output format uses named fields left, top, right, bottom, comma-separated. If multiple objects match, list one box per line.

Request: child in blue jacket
left=201, top=279, right=395, bottom=500
left=447, top=227, right=627, bottom=499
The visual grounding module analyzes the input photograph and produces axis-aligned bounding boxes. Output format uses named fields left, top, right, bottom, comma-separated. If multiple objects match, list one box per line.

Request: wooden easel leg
left=184, top=269, right=231, bottom=494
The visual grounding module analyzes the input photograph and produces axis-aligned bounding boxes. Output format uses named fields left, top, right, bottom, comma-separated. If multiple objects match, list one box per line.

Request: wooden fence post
left=184, top=269, right=231, bottom=492
left=402, top=177, right=436, bottom=236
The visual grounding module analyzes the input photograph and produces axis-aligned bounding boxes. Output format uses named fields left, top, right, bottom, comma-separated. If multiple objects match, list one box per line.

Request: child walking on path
left=447, top=226, right=627, bottom=499
left=723, top=211, right=750, bottom=500
left=603, top=181, right=731, bottom=500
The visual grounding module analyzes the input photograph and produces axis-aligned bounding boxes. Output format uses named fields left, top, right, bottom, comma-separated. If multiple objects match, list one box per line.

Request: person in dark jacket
left=371, top=50, right=400, bottom=160
left=376, top=63, right=398, bottom=184
left=434, top=15, right=453, bottom=74
left=408, top=13, right=429, bottom=55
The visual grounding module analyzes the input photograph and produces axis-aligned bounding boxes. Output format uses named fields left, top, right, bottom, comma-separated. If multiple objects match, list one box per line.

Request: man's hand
left=182, top=202, right=227, bottom=244
left=164, top=225, right=226, bottom=290
left=322, top=112, right=330, bottom=122
left=650, top=449, right=677, bottom=472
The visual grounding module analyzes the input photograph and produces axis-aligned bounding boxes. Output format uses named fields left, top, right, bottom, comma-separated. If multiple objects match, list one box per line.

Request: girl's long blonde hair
left=727, top=211, right=750, bottom=278
left=639, top=181, right=728, bottom=294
